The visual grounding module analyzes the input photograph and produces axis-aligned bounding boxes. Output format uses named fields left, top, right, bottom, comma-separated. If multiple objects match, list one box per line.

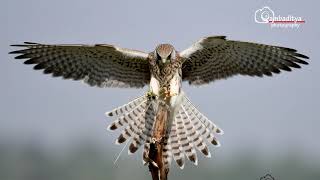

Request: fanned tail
left=141, top=102, right=157, bottom=164
left=106, top=92, right=223, bottom=169
left=183, top=96, right=223, bottom=144
left=128, top=101, right=156, bottom=154
left=106, top=95, right=148, bottom=131
left=163, top=136, right=173, bottom=169
left=167, top=116, right=184, bottom=168
left=166, top=92, right=223, bottom=168
left=107, top=95, right=157, bottom=155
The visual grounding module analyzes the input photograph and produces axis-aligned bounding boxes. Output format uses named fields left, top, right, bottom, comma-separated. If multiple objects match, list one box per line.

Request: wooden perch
left=148, top=100, right=170, bottom=180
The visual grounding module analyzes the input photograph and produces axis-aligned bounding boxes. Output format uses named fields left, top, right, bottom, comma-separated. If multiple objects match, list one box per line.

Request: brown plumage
left=9, top=36, right=308, bottom=169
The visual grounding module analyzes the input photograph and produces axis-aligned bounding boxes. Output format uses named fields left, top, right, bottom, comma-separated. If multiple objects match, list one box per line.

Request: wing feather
left=10, top=42, right=150, bottom=88
left=180, top=36, right=309, bottom=85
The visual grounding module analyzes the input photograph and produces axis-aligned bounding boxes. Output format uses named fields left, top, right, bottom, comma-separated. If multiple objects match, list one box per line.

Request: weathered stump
left=148, top=101, right=170, bottom=180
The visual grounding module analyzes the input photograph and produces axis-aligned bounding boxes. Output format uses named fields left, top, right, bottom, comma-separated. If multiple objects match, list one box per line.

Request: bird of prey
left=10, top=36, right=309, bottom=169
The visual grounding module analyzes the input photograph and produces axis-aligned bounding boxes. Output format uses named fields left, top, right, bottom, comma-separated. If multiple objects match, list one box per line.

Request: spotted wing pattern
left=180, top=36, right=309, bottom=85
left=10, top=42, right=150, bottom=88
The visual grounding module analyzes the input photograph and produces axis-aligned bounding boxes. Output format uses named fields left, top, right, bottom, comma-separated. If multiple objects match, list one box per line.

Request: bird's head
left=154, top=44, right=176, bottom=64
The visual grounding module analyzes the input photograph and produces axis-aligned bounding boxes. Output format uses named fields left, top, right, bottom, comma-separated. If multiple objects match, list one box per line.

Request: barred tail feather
left=107, top=95, right=148, bottom=131
left=183, top=96, right=224, bottom=135
left=179, top=109, right=198, bottom=165
left=116, top=100, right=156, bottom=147
left=166, top=92, right=223, bottom=168
left=141, top=102, right=157, bottom=164
left=170, top=116, right=185, bottom=168
left=163, top=137, right=172, bottom=169
left=174, top=111, right=196, bottom=168
left=130, top=101, right=156, bottom=154
left=106, top=95, right=147, bottom=118
left=128, top=110, right=150, bottom=153
left=106, top=91, right=223, bottom=169
left=182, top=96, right=223, bottom=147
left=180, top=100, right=211, bottom=157
left=106, top=95, right=157, bottom=165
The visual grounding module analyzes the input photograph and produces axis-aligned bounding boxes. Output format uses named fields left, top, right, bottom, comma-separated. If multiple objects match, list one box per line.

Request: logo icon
left=260, top=174, right=275, bottom=180
left=255, top=6, right=274, bottom=23
left=254, top=6, right=305, bottom=28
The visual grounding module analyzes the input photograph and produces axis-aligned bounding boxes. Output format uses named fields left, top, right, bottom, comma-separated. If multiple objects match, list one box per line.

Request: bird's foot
left=160, top=87, right=178, bottom=100
left=163, top=91, right=177, bottom=100
left=146, top=90, right=157, bottom=100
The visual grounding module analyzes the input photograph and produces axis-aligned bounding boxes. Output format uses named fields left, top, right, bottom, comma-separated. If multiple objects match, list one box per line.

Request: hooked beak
left=161, top=58, right=167, bottom=64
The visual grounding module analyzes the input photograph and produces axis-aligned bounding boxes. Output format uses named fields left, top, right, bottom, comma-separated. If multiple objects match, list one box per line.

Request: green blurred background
left=1, top=140, right=319, bottom=180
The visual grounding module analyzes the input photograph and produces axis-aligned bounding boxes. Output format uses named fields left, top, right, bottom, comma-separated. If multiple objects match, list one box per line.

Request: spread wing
left=10, top=42, right=150, bottom=88
left=180, top=36, right=309, bottom=85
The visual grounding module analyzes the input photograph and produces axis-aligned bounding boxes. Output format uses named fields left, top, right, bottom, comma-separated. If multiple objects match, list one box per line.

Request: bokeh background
left=2, top=0, right=319, bottom=180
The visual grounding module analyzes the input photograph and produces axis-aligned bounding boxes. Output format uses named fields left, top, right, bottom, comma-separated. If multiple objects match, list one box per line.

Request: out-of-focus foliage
left=0, top=141, right=319, bottom=180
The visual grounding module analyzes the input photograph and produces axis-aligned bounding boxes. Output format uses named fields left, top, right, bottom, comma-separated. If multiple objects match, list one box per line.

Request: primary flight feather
left=10, top=36, right=308, bottom=169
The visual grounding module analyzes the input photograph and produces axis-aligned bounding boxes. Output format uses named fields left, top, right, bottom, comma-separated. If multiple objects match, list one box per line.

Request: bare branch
left=148, top=101, right=170, bottom=180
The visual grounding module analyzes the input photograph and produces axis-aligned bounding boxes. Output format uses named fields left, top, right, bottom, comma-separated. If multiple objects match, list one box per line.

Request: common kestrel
left=10, top=36, right=309, bottom=169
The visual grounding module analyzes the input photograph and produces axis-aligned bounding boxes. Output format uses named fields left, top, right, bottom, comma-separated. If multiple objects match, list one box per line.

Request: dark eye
left=167, top=53, right=171, bottom=60
left=156, top=52, right=161, bottom=60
